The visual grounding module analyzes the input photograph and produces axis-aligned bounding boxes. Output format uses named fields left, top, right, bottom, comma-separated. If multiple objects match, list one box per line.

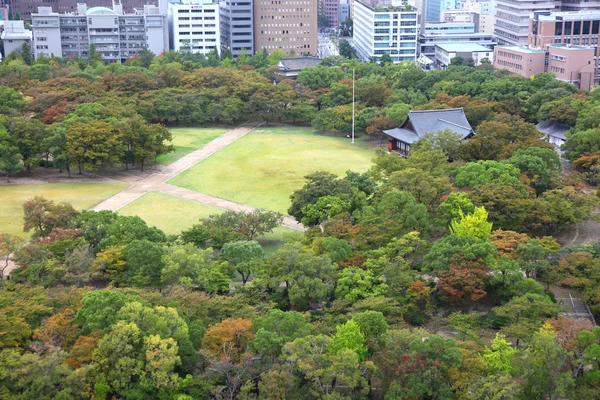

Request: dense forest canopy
left=3, top=49, right=600, bottom=399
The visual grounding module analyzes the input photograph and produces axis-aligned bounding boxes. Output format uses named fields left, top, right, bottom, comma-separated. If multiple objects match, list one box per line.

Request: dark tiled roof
left=536, top=121, right=569, bottom=140
left=408, top=108, right=473, bottom=138
left=383, top=107, right=474, bottom=144
left=278, top=57, right=322, bottom=71
left=382, top=128, right=420, bottom=143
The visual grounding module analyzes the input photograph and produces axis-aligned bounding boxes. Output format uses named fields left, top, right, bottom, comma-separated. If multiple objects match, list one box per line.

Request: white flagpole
left=352, top=68, right=355, bottom=144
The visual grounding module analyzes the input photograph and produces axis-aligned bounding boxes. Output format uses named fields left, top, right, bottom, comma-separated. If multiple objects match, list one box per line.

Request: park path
left=3, top=124, right=305, bottom=278
left=90, top=123, right=304, bottom=231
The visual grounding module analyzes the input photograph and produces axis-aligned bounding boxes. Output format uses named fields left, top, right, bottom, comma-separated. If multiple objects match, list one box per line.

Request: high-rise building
left=321, top=0, right=340, bottom=28
left=220, top=0, right=254, bottom=57
left=168, top=0, right=220, bottom=55
left=339, top=0, right=350, bottom=23
left=31, top=2, right=168, bottom=61
left=425, top=0, right=442, bottom=22
left=353, top=0, right=418, bottom=63
left=253, top=0, right=318, bottom=56
left=6, top=0, right=158, bottom=22
left=494, top=0, right=558, bottom=45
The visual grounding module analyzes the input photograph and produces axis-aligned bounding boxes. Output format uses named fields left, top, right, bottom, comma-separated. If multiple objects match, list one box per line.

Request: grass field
left=168, top=126, right=375, bottom=213
left=119, top=192, right=223, bottom=235
left=118, top=191, right=296, bottom=251
left=0, top=182, right=128, bottom=238
left=156, top=127, right=229, bottom=165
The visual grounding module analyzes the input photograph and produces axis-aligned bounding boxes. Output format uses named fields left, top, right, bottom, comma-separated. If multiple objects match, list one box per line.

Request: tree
left=422, top=234, right=497, bottom=274
left=121, top=239, right=165, bottom=288
left=328, top=319, right=367, bottom=360
left=202, top=318, right=253, bottom=361
left=0, top=234, right=23, bottom=281
left=220, top=240, right=264, bottom=284
left=249, top=309, right=312, bottom=359
left=450, top=56, right=464, bottom=66
left=22, top=196, right=79, bottom=239
left=114, top=116, right=173, bottom=171
left=338, top=39, right=353, bottom=59
left=0, top=133, right=23, bottom=182
left=88, top=43, right=103, bottom=65
left=65, top=120, right=124, bottom=175
left=21, top=42, right=32, bottom=65
left=380, top=53, right=392, bottom=66
left=449, top=207, right=493, bottom=241
left=0, top=86, right=26, bottom=114
left=352, top=310, right=388, bottom=343
left=455, top=160, right=522, bottom=189
left=162, top=244, right=231, bottom=292
left=289, top=171, right=353, bottom=223
left=76, top=289, right=145, bottom=334
left=435, top=192, right=475, bottom=227
left=411, top=129, right=463, bottom=161
left=264, top=242, right=337, bottom=309
left=335, top=267, right=388, bottom=302
left=481, top=333, right=518, bottom=373
left=520, top=324, right=574, bottom=400
left=386, top=167, right=452, bottom=210
left=437, top=254, right=488, bottom=302
left=508, top=146, right=562, bottom=195
left=137, top=47, right=155, bottom=68
left=9, top=117, right=47, bottom=174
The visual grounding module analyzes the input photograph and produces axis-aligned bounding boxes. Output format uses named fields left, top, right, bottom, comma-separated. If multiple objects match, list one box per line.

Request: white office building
left=168, top=0, right=220, bottom=55
left=353, top=0, right=418, bottom=63
left=1, top=20, right=32, bottom=58
left=31, top=1, right=168, bottom=61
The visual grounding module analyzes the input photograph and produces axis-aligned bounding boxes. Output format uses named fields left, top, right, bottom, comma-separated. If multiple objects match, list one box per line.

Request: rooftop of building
left=356, top=0, right=415, bottom=13
left=0, top=20, right=32, bottom=40
left=436, top=43, right=491, bottom=52
left=548, top=44, right=594, bottom=51
left=494, top=45, right=545, bottom=54
left=532, top=10, right=600, bottom=21
left=277, top=56, right=322, bottom=71
left=420, top=32, right=495, bottom=39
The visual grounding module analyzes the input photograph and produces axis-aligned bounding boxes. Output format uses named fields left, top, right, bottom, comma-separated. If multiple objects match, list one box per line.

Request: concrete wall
left=494, top=46, right=545, bottom=78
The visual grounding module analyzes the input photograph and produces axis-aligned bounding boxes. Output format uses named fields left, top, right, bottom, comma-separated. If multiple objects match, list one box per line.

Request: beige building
left=253, top=0, right=318, bottom=56
left=494, top=46, right=546, bottom=78
left=494, top=44, right=595, bottom=89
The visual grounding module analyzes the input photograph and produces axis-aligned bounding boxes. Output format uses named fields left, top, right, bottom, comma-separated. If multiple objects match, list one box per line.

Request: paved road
left=3, top=124, right=306, bottom=278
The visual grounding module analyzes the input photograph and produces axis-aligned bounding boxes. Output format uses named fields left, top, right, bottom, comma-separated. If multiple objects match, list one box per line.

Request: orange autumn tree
left=437, top=255, right=488, bottom=302
left=202, top=318, right=253, bottom=360
left=489, top=230, right=530, bottom=260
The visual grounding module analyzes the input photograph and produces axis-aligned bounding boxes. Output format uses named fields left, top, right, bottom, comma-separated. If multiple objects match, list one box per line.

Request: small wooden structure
left=383, top=108, right=474, bottom=157
left=276, top=56, right=322, bottom=79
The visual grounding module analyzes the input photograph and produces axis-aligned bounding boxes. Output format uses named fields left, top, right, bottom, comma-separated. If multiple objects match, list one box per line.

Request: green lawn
left=119, top=191, right=223, bottom=235
left=0, top=182, right=128, bottom=239
left=168, top=126, right=375, bottom=213
left=118, top=191, right=296, bottom=251
left=156, top=127, right=229, bottom=165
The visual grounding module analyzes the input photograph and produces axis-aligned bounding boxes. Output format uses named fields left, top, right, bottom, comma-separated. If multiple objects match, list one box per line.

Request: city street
left=318, top=32, right=339, bottom=58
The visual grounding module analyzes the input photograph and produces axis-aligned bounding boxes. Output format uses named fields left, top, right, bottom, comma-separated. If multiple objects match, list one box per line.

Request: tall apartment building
left=339, top=0, right=350, bottom=23
left=31, top=2, right=168, bottom=61
left=168, top=0, right=220, bottom=55
left=220, top=0, right=253, bottom=57
left=320, top=0, right=340, bottom=28
left=353, top=0, right=418, bottom=63
left=6, top=0, right=157, bottom=22
left=253, top=0, right=317, bottom=55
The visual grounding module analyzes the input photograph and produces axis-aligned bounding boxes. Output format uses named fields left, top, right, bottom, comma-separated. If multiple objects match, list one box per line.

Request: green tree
left=352, top=310, right=388, bottom=343
left=65, top=120, right=124, bottom=175
left=88, top=43, right=103, bottom=65
left=20, top=42, right=32, bottom=65
left=411, top=129, right=463, bottom=161
left=0, top=131, right=23, bottom=182
left=137, top=47, right=155, bottom=68
left=520, top=324, right=574, bottom=400
left=162, top=244, right=231, bottom=292
left=264, top=242, right=337, bottom=309
left=339, top=39, right=353, bottom=59
left=335, top=267, right=388, bottom=302
left=449, top=206, right=493, bottom=241
left=121, top=239, right=165, bottom=288
left=455, top=160, right=522, bottom=189
left=328, top=319, right=368, bottom=360
left=435, top=192, right=475, bottom=227
left=249, top=309, right=312, bottom=359
left=76, top=289, right=145, bottom=334
left=422, top=234, right=497, bottom=273
left=9, top=117, right=47, bottom=174
left=115, top=116, right=173, bottom=171
left=220, top=240, right=264, bottom=284
left=481, top=333, right=518, bottom=373
left=508, top=146, right=561, bottom=195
